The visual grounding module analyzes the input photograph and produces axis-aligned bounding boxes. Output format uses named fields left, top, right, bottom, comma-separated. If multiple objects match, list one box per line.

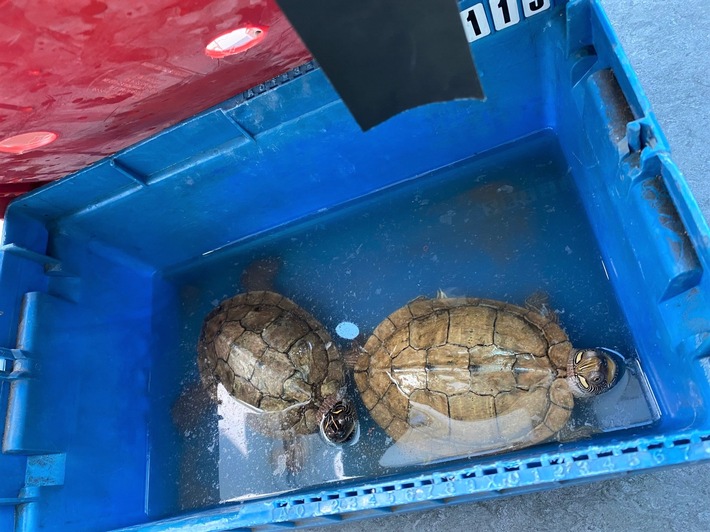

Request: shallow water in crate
left=163, top=131, right=659, bottom=511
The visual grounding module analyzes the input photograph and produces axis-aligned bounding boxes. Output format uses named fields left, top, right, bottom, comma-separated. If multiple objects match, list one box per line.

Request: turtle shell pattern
left=198, top=291, right=344, bottom=438
left=354, top=297, right=575, bottom=452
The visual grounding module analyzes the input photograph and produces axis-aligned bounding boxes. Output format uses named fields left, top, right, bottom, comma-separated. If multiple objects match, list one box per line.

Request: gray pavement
left=329, top=0, right=710, bottom=530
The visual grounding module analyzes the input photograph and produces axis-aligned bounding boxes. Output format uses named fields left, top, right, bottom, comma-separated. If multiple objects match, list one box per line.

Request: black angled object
left=275, top=0, right=484, bottom=131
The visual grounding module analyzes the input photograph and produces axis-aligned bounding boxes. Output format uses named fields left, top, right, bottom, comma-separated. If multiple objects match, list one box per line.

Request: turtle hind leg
left=240, top=256, right=283, bottom=292
left=270, top=433, right=307, bottom=477
left=285, top=436, right=307, bottom=475
left=341, top=332, right=368, bottom=369
left=525, top=290, right=559, bottom=323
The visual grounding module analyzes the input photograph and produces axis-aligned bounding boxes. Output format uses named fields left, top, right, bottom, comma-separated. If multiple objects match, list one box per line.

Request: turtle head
left=567, top=348, right=623, bottom=398
left=320, top=398, right=358, bottom=445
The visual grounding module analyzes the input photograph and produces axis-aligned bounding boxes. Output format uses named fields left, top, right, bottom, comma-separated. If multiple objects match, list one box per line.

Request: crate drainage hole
left=597, top=451, right=614, bottom=458
left=335, top=321, right=359, bottom=340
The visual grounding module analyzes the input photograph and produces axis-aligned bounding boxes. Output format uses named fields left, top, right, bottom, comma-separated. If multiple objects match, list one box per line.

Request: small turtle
left=196, top=260, right=357, bottom=473
left=353, top=293, right=622, bottom=458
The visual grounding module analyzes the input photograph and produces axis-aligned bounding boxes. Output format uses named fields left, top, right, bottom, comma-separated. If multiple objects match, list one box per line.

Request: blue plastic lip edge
left=118, top=430, right=710, bottom=532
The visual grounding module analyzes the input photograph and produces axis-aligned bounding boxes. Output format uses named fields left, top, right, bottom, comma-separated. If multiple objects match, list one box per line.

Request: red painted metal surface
left=0, top=0, right=311, bottom=212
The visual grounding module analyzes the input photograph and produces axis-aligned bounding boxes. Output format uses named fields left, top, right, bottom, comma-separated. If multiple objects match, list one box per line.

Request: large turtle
left=196, top=261, right=357, bottom=473
left=353, top=294, right=622, bottom=459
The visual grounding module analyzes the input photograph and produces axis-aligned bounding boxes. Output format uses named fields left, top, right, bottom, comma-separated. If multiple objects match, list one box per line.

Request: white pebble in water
left=335, top=321, right=360, bottom=340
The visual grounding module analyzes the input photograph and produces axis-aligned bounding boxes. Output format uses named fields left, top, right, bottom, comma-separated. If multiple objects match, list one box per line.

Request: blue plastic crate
left=2, top=0, right=710, bottom=530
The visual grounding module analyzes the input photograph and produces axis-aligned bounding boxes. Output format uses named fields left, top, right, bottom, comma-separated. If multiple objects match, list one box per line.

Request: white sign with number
left=460, top=4, right=492, bottom=42
left=489, top=0, right=520, bottom=30
left=460, top=0, right=553, bottom=43
left=523, top=0, right=552, bottom=18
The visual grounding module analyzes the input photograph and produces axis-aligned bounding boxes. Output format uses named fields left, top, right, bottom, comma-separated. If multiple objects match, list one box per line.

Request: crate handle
left=0, top=348, right=30, bottom=381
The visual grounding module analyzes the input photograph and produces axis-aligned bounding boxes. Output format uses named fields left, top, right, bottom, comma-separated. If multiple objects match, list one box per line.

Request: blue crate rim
left=118, top=428, right=710, bottom=531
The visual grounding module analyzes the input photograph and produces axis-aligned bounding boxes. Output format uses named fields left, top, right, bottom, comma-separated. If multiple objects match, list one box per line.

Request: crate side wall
left=553, top=0, right=710, bottom=431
